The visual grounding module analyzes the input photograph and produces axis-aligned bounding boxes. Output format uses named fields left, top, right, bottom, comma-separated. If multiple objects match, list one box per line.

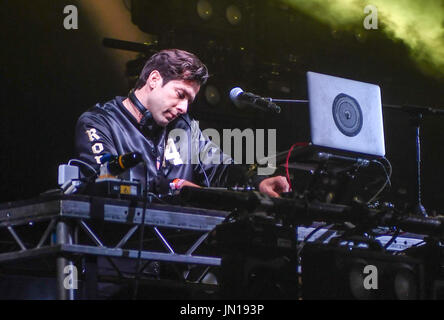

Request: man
left=76, top=49, right=289, bottom=197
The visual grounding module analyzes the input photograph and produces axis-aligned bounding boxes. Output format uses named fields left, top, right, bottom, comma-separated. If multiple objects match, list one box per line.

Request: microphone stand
left=383, top=104, right=444, bottom=217
left=102, top=37, right=158, bottom=53
left=266, top=98, right=309, bottom=104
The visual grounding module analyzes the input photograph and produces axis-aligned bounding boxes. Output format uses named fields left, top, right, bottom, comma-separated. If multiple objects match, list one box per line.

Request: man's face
left=146, top=76, right=200, bottom=127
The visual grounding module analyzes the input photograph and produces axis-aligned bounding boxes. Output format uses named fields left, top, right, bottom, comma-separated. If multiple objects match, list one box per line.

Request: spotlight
left=355, top=32, right=368, bottom=42
left=197, top=0, right=213, bottom=21
left=226, top=5, right=242, bottom=26
left=132, top=0, right=250, bottom=46
left=205, top=85, right=221, bottom=105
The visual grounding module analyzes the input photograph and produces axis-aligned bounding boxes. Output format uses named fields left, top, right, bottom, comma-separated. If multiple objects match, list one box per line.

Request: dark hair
left=135, top=49, right=209, bottom=89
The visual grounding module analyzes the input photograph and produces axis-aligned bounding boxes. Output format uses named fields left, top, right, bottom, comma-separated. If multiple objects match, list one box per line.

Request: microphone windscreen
left=229, top=87, right=244, bottom=107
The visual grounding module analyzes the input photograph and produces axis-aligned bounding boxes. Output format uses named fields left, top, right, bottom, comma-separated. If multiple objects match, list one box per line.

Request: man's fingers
left=272, top=176, right=290, bottom=193
left=259, top=176, right=290, bottom=197
left=267, top=189, right=281, bottom=198
left=278, top=176, right=290, bottom=192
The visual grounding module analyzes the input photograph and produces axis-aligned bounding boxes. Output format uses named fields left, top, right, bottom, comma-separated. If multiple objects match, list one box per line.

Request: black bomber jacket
left=75, top=96, right=260, bottom=193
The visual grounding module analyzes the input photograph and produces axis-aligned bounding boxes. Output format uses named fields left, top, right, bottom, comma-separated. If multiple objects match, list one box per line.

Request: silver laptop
left=307, top=71, right=385, bottom=157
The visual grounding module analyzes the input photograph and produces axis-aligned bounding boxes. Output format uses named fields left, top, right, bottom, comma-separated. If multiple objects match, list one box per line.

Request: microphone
left=100, top=152, right=143, bottom=176
left=229, top=87, right=281, bottom=114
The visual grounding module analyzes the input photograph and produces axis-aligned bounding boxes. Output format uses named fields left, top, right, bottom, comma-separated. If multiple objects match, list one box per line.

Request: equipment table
left=0, top=194, right=230, bottom=299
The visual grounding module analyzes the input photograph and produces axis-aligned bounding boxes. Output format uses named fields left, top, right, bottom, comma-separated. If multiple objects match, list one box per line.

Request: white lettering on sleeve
left=86, top=128, right=101, bottom=142
left=92, top=143, right=104, bottom=154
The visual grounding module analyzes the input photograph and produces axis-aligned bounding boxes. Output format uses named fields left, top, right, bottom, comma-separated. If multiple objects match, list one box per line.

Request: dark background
left=1, top=0, right=443, bottom=214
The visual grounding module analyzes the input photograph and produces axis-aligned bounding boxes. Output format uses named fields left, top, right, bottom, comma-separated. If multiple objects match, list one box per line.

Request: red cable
left=285, top=142, right=309, bottom=191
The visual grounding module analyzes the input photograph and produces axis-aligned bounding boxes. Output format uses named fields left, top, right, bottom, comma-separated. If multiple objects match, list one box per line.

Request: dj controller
left=1, top=146, right=444, bottom=300
left=1, top=182, right=443, bottom=300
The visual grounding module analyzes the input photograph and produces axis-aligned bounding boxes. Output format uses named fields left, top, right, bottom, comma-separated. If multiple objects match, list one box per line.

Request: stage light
left=354, top=32, right=367, bottom=43
left=226, top=5, right=242, bottom=26
left=205, top=85, right=221, bottom=106
left=197, top=0, right=213, bottom=21
left=280, top=0, right=444, bottom=78
left=132, top=0, right=250, bottom=47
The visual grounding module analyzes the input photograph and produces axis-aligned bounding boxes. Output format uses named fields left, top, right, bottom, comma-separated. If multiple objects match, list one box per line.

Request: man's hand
left=172, top=179, right=202, bottom=190
left=179, top=179, right=201, bottom=189
left=258, top=176, right=290, bottom=198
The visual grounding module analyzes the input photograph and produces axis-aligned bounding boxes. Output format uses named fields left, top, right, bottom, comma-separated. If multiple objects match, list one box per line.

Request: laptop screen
left=307, top=71, right=385, bottom=157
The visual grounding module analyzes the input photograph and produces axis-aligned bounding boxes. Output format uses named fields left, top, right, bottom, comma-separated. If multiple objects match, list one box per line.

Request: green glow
left=280, top=0, right=444, bottom=78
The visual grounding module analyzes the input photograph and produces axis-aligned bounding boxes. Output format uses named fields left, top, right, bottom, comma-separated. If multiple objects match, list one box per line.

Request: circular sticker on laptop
left=332, top=93, right=363, bottom=137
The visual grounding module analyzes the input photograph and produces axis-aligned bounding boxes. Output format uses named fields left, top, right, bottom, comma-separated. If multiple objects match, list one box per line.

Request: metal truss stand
left=0, top=195, right=229, bottom=299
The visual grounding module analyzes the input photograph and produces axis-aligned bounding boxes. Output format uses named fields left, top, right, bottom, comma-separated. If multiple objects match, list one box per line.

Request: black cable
left=178, top=115, right=210, bottom=187
left=68, top=159, right=98, bottom=176
left=61, top=160, right=99, bottom=195
left=367, top=158, right=392, bottom=203
left=133, top=161, right=150, bottom=299
left=375, top=158, right=392, bottom=186
left=297, top=223, right=333, bottom=257
left=383, top=227, right=400, bottom=250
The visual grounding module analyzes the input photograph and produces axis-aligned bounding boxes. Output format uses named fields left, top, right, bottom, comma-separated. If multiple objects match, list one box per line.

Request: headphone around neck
left=128, top=89, right=158, bottom=134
